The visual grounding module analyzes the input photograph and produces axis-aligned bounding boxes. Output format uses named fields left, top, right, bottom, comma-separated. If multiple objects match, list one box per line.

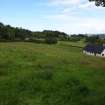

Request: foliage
left=0, top=22, right=69, bottom=43
left=89, top=0, right=105, bottom=7
left=0, top=23, right=32, bottom=41
left=32, top=30, right=69, bottom=41
left=1, top=22, right=105, bottom=45
left=68, top=34, right=87, bottom=42
left=85, top=35, right=105, bottom=45
left=45, top=36, right=58, bottom=44
left=85, top=35, right=99, bottom=43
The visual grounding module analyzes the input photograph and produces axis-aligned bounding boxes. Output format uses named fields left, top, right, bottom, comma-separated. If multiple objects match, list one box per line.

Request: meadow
left=0, top=42, right=105, bottom=105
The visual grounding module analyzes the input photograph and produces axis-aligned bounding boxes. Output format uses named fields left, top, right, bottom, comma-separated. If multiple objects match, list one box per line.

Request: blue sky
left=0, top=0, right=105, bottom=34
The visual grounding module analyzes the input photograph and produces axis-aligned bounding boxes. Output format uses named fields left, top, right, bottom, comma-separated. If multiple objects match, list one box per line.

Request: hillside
left=0, top=42, right=105, bottom=105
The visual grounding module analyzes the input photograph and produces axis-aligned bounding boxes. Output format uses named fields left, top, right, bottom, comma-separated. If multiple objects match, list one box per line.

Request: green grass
left=0, top=42, right=105, bottom=105
left=59, top=40, right=86, bottom=48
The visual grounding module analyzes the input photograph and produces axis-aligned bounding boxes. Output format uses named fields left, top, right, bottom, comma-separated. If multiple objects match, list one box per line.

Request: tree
left=45, top=36, right=58, bottom=44
left=0, top=23, right=4, bottom=39
left=45, top=32, right=58, bottom=44
left=89, top=0, right=105, bottom=7
left=85, top=35, right=99, bottom=43
left=0, top=22, right=69, bottom=42
left=6, top=25, right=16, bottom=40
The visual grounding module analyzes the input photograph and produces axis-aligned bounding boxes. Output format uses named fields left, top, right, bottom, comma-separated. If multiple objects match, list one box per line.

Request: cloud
left=55, top=20, right=105, bottom=34
left=45, top=0, right=105, bottom=34
left=79, top=2, right=95, bottom=8
left=45, top=12, right=105, bottom=34
left=49, top=0, right=80, bottom=6
left=49, top=0, right=94, bottom=7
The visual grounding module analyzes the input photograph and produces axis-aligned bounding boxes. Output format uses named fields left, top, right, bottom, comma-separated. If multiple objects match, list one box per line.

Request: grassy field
left=0, top=42, right=105, bottom=105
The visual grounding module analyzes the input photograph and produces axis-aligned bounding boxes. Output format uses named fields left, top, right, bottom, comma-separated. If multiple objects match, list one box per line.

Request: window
left=102, top=54, right=104, bottom=56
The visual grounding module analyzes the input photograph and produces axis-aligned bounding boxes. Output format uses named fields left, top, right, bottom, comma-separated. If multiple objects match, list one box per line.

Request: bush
left=45, top=36, right=58, bottom=44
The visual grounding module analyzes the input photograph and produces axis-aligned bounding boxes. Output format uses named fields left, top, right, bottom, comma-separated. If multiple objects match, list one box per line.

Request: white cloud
left=46, top=0, right=105, bottom=34
left=49, top=0, right=80, bottom=6
left=45, top=13, right=105, bottom=34
left=55, top=21, right=105, bottom=34
left=79, top=2, right=95, bottom=8
left=49, top=0, right=95, bottom=7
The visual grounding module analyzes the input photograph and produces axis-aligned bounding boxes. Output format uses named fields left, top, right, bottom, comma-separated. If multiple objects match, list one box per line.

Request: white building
left=83, top=44, right=105, bottom=57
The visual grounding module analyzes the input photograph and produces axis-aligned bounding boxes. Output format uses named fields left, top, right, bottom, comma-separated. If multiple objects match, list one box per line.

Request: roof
left=83, top=44, right=105, bottom=54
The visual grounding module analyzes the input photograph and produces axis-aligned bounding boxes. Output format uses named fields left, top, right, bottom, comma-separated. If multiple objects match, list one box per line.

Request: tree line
left=0, top=22, right=70, bottom=43
left=0, top=22, right=88, bottom=42
left=0, top=23, right=32, bottom=41
left=0, top=22, right=105, bottom=44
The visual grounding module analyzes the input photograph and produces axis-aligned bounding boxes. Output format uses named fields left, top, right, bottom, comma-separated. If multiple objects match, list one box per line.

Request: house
left=83, top=44, right=105, bottom=57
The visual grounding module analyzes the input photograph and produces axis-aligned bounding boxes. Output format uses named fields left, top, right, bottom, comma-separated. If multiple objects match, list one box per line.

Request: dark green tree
left=89, top=0, right=105, bottom=7
left=0, top=23, right=4, bottom=39
left=85, top=35, right=99, bottom=43
left=45, top=32, right=58, bottom=44
left=0, top=22, right=69, bottom=42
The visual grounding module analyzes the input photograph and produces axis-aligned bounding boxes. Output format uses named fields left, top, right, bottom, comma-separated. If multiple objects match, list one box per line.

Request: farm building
left=83, top=44, right=105, bottom=57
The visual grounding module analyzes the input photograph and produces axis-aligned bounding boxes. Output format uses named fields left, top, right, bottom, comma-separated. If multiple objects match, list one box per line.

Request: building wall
left=83, top=50, right=105, bottom=57
left=83, top=50, right=94, bottom=56
left=101, top=49, right=105, bottom=57
left=96, top=54, right=102, bottom=57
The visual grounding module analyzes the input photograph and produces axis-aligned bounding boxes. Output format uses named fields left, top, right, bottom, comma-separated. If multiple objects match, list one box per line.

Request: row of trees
left=33, top=30, right=69, bottom=41
left=85, top=35, right=105, bottom=45
left=1, top=22, right=105, bottom=44
left=0, top=22, right=70, bottom=44
left=0, top=23, right=32, bottom=41
left=68, top=34, right=105, bottom=45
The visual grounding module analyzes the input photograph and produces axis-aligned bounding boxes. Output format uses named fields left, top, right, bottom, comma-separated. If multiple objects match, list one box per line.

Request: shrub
left=45, top=36, right=58, bottom=44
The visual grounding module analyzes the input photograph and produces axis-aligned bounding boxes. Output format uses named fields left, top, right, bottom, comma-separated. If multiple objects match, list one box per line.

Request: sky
left=0, top=0, right=105, bottom=34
